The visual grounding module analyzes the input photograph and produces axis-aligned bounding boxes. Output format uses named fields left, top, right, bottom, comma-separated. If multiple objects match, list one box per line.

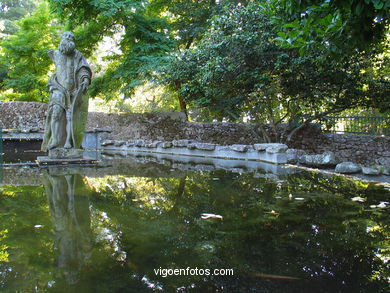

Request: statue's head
left=59, top=31, right=76, bottom=55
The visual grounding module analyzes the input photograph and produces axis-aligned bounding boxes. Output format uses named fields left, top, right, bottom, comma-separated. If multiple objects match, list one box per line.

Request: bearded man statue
left=41, top=31, right=92, bottom=152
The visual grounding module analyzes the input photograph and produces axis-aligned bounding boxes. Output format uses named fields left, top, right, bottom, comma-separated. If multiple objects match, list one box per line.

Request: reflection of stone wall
left=1, top=102, right=389, bottom=165
left=0, top=158, right=185, bottom=186
left=1, top=167, right=43, bottom=186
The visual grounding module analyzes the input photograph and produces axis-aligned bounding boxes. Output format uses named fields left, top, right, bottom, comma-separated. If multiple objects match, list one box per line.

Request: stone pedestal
left=37, top=148, right=98, bottom=166
left=48, top=148, right=84, bottom=159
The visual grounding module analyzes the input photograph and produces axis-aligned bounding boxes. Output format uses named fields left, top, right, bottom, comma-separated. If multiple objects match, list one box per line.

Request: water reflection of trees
left=0, top=169, right=388, bottom=292
left=87, top=170, right=389, bottom=292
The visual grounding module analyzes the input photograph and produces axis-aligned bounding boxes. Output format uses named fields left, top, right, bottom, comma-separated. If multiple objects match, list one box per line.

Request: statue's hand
left=47, top=49, right=55, bottom=61
left=80, top=79, right=89, bottom=93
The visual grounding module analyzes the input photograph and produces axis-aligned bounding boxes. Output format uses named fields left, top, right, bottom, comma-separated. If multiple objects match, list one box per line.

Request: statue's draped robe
left=42, top=50, right=92, bottom=151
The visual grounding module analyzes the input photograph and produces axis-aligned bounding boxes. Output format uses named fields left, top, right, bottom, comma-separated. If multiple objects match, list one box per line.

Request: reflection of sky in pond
left=0, top=162, right=389, bottom=292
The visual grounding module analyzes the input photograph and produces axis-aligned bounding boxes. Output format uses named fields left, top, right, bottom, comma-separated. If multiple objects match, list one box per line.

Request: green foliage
left=271, top=0, right=390, bottom=55
left=164, top=2, right=385, bottom=137
left=0, top=0, right=387, bottom=119
left=47, top=0, right=252, bottom=104
left=47, top=0, right=173, bottom=100
left=0, top=185, right=55, bottom=290
left=0, top=3, right=60, bottom=102
left=0, top=0, right=36, bottom=36
left=164, top=3, right=271, bottom=120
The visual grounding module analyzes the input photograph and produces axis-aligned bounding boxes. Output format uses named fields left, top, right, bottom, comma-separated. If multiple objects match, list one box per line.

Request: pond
left=0, top=154, right=389, bottom=292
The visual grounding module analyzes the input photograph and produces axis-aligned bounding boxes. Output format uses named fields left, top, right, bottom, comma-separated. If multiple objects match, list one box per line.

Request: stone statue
left=41, top=31, right=92, bottom=152
left=43, top=171, right=92, bottom=285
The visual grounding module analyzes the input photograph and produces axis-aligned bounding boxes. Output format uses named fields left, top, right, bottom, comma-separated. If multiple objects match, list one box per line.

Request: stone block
left=172, top=139, right=191, bottom=147
left=187, top=143, right=196, bottom=150
left=114, top=140, right=126, bottom=147
left=253, top=143, right=287, bottom=152
left=335, top=162, right=361, bottom=174
left=286, top=149, right=306, bottom=164
left=161, top=141, right=173, bottom=148
left=92, top=127, right=112, bottom=133
left=266, top=144, right=288, bottom=154
left=101, top=139, right=115, bottom=146
left=145, top=141, right=162, bottom=148
left=48, top=148, right=84, bottom=159
left=134, top=139, right=145, bottom=147
left=375, top=157, right=390, bottom=167
left=299, top=151, right=338, bottom=167
left=362, top=166, right=381, bottom=176
left=30, top=127, right=40, bottom=133
left=230, top=144, right=248, bottom=153
left=189, top=142, right=216, bottom=151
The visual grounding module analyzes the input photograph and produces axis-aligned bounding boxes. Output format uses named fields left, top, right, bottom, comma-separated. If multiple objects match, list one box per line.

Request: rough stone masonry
left=0, top=101, right=389, bottom=166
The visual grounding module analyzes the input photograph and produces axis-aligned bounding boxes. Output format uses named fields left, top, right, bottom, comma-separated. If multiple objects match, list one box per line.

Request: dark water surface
left=0, top=158, right=389, bottom=292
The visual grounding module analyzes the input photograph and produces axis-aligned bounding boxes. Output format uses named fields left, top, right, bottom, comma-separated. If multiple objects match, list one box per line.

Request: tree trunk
left=175, top=81, right=188, bottom=120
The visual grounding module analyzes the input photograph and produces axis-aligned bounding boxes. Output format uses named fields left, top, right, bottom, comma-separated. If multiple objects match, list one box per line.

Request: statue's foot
left=64, top=142, right=72, bottom=149
left=48, top=141, right=58, bottom=150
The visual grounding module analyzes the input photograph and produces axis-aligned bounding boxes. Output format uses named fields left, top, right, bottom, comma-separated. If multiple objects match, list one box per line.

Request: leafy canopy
left=0, top=2, right=60, bottom=102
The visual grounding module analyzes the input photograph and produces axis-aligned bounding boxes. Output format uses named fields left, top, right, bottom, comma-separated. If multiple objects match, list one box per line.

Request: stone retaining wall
left=87, top=112, right=266, bottom=144
left=290, top=127, right=390, bottom=166
left=0, top=102, right=265, bottom=144
left=0, top=101, right=388, bottom=166
left=0, top=101, right=47, bottom=130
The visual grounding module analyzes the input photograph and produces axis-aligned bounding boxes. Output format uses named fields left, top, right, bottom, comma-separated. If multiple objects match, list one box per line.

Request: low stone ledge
left=100, top=141, right=287, bottom=164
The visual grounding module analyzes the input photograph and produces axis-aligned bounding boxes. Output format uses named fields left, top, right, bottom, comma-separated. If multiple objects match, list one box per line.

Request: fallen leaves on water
left=201, top=213, right=223, bottom=220
left=351, top=196, right=366, bottom=202
left=251, top=272, right=300, bottom=280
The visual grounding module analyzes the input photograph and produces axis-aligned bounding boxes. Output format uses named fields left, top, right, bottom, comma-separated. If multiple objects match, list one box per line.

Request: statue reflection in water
left=43, top=170, right=92, bottom=285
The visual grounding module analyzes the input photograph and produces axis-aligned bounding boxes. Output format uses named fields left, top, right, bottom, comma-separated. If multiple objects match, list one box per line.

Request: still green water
left=0, top=161, right=389, bottom=292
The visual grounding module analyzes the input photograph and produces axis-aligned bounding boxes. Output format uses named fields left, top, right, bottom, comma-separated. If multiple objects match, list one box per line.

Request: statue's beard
left=59, top=40, right=75, bottom=55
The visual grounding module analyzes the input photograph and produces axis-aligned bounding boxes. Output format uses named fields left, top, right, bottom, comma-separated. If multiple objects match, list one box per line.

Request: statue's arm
left=78, top=67, right=92, bottom=93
